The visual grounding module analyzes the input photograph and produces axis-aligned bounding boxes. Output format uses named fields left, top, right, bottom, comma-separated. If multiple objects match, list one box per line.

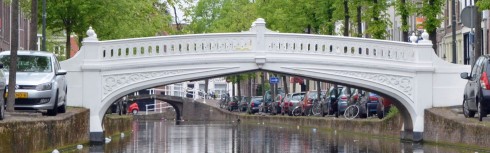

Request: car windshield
left=252, top=97, right=263, bottom=102
left=308, top=92, right=318, bottom=99
left=0, top=55, right=52, bottom=72
left=291, top=94, right=304, bottom=101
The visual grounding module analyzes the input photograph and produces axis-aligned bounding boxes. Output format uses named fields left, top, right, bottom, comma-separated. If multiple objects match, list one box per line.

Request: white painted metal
left=61, top=18, right=470, bottom=138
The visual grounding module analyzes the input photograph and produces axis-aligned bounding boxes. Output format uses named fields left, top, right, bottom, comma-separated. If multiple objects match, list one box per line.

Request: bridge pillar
left=89, top=114, right=105, bottom=143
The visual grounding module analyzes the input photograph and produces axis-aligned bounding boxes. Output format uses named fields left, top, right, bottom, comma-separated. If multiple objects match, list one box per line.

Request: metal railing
left=145, top=102, right=173, bottom=115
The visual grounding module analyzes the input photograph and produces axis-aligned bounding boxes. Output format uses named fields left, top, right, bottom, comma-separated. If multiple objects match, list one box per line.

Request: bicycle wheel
left=311, top=104, right=322, bottom=116
left=293, top=107, right=302, bottom=116
left=344, top=105, right=359, bottom=119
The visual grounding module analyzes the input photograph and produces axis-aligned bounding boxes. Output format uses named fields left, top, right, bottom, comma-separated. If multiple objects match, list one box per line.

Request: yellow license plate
left=5, top=92, right=28, bottom=98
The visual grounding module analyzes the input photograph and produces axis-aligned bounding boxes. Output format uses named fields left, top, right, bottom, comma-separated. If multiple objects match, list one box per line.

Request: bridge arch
left=61, top=18, right=469, bottom=142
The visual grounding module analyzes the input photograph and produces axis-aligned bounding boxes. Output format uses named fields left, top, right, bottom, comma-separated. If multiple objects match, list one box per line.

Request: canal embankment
left=103, top=114, right=133, bottom=137
left=0, top=107, right=134, bottom=153
left=183, top=99, right=489, bottom=149
left=424, top=107, right=490, bottom=149
left=0, top=107, right=89, bottom=153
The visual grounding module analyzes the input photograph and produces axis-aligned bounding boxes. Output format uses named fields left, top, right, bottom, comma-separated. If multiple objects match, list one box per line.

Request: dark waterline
left=66, top=120, right=485, bottom=153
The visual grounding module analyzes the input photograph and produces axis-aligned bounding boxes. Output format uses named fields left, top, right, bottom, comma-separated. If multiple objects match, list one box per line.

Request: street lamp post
left=42, top=0, right=46, bottom=51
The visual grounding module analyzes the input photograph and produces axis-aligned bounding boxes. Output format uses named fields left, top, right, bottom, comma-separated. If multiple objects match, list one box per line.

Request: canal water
left=68, top=120, right=484, bottom=153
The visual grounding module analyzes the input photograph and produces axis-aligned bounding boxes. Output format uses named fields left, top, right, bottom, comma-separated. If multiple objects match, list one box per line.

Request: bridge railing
left=79, top=18, right=433, bottom=63
left=265, top=33, right=417, bottom=62
left=91, top=34, right=256, bottom=60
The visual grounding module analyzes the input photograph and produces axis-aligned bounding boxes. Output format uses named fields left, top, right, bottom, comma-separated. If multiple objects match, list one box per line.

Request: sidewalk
left=194, top=98, right=219, bottom=107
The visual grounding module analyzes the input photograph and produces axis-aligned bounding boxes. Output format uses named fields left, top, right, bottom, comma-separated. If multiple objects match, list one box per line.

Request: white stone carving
left=103, top=70, right=182, bottom=96
left=84, top=26, right=98, bottom=42
left=410, top=32, right=417, bottom=43
left=333, top=70, right=414, bottom=100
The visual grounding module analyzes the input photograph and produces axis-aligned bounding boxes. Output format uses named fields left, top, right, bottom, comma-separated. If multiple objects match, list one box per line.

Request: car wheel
left=463, top=99, right=475, bottom=118
left=478, top=102, right=486, bottom=121
left=58, top=92, right=67, bottom=113
left=47, top=91, right=59, bottom=116
left=132, top=109, right=138, bottom=115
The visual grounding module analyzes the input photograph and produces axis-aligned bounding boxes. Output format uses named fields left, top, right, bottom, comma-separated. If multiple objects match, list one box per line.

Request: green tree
left=477, top=0, right=490, bottom=9
left=365, top=0, right=391, bottom=39
left=45, top=0, right=93, bottom=59
left=186, top=0, right=257, bottom=33
left=45, top=0, right=173, bottom=59
left=88, top=0, right=172, bottom=40
left=394, top=0, right=416, bottom=42
left=419, top=0, right=443, bottom=51
left=7, top=0, right=20, bottom=113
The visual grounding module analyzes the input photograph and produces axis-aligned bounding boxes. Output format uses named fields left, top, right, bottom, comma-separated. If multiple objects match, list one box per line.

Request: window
left=471, top=57, right=484, bottom=79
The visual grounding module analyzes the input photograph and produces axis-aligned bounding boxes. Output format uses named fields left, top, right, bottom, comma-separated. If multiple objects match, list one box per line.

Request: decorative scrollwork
left=103, top=70, right=183, bottom=96
left=334, top=71, right=414, bottom=100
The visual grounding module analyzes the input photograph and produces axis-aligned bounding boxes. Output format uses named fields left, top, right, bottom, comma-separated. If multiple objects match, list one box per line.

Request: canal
left=68, top=120, right=483, bottom=153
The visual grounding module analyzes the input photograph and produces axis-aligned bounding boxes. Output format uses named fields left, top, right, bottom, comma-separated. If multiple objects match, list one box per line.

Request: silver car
left=0, top=51, right=67, bottom=116
left=0, top=63, right=5, bottom=120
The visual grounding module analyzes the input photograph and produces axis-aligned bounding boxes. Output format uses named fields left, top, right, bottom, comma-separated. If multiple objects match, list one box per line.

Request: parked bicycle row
left=218, top=85, right=394, bottom=119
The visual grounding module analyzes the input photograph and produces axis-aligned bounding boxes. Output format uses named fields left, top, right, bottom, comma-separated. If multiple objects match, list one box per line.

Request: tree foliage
left=186, top=0, right=257, bottom=33
left=418, top=0, right=443, bottom=34
left=44, top=0, right=173, bottom=59
left=419, top=0, right=444, bottom=51
left=477, top=0, right=490, bottom=10
left=364, top=0, right=391, bottom=39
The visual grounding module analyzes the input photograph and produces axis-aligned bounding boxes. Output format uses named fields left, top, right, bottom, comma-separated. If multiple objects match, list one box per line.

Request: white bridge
left=61, top=18, right=470, bottom=142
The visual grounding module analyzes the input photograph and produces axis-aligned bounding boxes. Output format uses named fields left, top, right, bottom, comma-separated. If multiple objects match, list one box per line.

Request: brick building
left=0, top=0, right=32, bottom=51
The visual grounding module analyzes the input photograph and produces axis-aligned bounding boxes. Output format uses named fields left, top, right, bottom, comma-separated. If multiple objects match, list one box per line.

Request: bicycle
left=344, top=93, right=367, bottom=119
left=292, top=106, right=302, bottom=116
left=311, top=99, right=322, bottom=116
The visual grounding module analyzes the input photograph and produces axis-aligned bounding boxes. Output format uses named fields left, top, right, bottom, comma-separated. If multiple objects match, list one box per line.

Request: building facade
left=0, top=0, right=32, bottom=51
left=436, top=0, right=490, bottom=65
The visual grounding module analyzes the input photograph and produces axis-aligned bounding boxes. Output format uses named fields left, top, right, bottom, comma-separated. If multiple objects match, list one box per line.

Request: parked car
left=351, top=91, right=380, bottom=118
left=300, top=90, right=325, bottom=116
left=128, top=102, right=139, bottom=115
left=281, top=92, right=305, bottom=116
left=227, top=96, right=240, bottom=111
left=110, top=99, right=128, bottom=115
left=461, top=55, right=490, bottom=121
left=321, top=86, right=348, bottom=117
left=219, top=93, right=230, bottom=109
left=271, top=93, right=286, bottom=115
left=239, top=96, right=250, bottom=112
left=262, top=89, right=285, bottom=113
left=247, top=96, right=263, bottom=114
left=0, top=51, right=67, bottom=116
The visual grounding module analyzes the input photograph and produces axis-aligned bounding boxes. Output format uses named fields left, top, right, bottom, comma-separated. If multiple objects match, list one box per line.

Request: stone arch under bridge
left=60, top=18, right=469, bottom=142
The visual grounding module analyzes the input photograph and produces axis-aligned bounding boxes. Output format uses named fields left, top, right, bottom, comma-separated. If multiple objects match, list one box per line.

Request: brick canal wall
left=424, top=108, right=490, bottom=148
left=178, top=101, right=403, bottom=138
left=0, top=108, right=89, bottom=153
left=103, top=114, right=133, bottom=137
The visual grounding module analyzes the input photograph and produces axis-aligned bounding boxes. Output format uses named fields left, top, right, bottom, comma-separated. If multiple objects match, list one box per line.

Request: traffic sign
left=270, top=77, right=279, bottom=84
left=461, top=6, right=476, bottom=28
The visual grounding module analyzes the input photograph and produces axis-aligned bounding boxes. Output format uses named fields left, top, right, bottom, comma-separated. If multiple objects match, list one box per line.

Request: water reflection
left=74, top=120, right=484, bottom=153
